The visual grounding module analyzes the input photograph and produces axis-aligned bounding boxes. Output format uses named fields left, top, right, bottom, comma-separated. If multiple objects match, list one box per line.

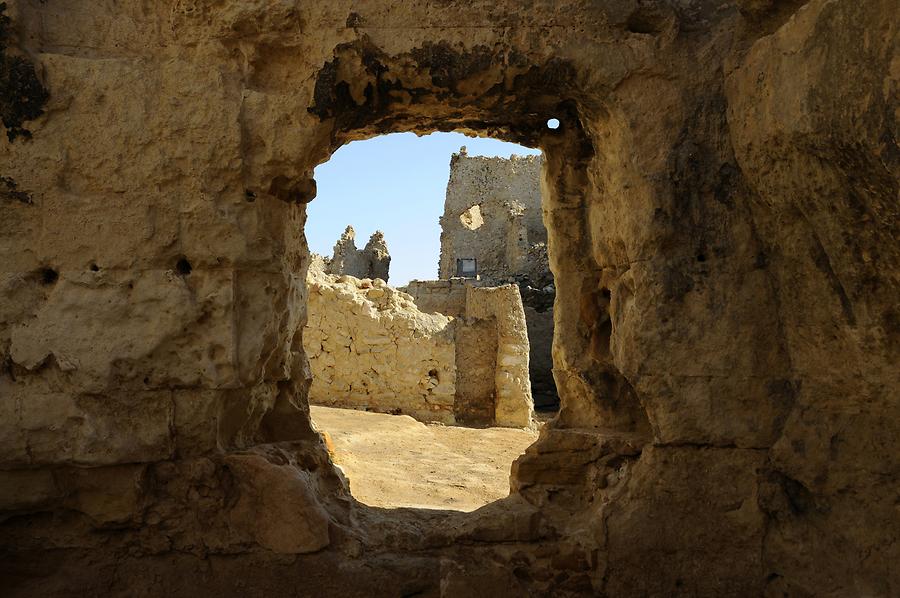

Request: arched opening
left=258, top=37, right=657, bottom=526
left=4, top=2, right=891, bottom=595
left=302, top=131, right=557, bottom=511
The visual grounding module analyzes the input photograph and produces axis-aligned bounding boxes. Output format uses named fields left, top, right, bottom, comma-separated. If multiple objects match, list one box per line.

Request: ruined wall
left=324, top=225, right=391, bottom=281
left=1, top=0, right=897, bottom=596
left=304, top=272, right=457, bottom=424
left=438, top=151, right=544, bottom=282
left=402, top=278, right=475, bottom=317
left=453, top=318, right=498, bottom=424
left=402, top=279, right=535, bottom=426
left=305, top=273, right=532, bottom=427
left=465, top=285, right=533, bottom=428
left=436, top=150, right=558, bottom=408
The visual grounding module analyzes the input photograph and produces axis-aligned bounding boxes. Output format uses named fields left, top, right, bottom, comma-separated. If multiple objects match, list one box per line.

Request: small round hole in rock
left=89, top=263, right=100, bottom=272
left=546, top=118, right=560, bottom=130
left=696, top=253, right=707, bottom=263
left=244, top=190, right=256, bottom=202
left=40, top=268, right=58, bottom=285
left=176, top=258, right=192, bottom=276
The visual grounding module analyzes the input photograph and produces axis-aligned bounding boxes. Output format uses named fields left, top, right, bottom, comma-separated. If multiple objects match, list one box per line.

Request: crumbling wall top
left=323, top=225, right=391, bottom=282
left=439, top=149, right=545, bottom=282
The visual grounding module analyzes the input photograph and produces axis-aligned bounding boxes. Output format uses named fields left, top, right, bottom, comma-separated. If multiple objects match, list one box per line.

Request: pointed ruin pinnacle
left=365, top=230, right=389, bottom=254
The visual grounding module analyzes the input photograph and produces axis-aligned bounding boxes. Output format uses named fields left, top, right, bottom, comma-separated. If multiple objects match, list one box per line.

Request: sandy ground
left=310, top=406, right=540, bottom=511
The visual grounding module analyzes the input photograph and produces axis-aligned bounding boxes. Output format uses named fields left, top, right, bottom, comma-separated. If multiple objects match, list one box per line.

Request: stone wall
left=1, top=1, right=897, bottom=596
left=453, top=318, right=497, bottom=424
left=304, top=272, right=457, bottom=424
left=464, top=285, right=533, bottom=427
left=402, top=278, right=476, bottom=318
left=323, top=226, right=391, bottom=281
left=436, top=150, right=558, bottom=408
left=524, top=305, right=555, bottom=408
left=304, top=272, right=533, bottom=427
left=438, top=150, right=544, bottom=282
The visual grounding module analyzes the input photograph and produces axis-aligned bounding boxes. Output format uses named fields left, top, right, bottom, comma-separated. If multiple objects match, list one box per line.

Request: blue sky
left=306, top=132, right=541, bottom=286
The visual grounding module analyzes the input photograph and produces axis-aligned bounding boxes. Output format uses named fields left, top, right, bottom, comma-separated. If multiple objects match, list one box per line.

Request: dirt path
left=311, top=406, right=540, bottom=511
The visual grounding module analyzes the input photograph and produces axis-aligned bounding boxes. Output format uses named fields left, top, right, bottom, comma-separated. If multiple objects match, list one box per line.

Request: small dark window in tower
left=456, top=258, right=477, bottom=278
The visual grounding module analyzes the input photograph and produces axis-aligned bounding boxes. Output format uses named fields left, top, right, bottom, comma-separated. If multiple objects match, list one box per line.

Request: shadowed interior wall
left=0, top=1, right=897, bottom=596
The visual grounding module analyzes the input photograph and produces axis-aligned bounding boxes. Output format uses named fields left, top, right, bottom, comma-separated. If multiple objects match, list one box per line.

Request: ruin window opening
left=546, top=118, right=560, bottom=130
left=456, top=258, right=477, bottom=278
left=302, top=132, right=558, bottom=512
left=459, top=203, right=484, bottom=230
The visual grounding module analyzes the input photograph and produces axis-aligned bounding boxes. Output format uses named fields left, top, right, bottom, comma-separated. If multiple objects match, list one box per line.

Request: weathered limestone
left=322, top=225, right=391, bottom=281
left=437, top=150, right=559, bottom=408
left=404, top=279, right=537, bottom=425
left=523, top=304, right=556, bottom=406
left=0, top=0, right=897, bottom=596
left=304, top=271, right=457, bottom=424
left=304, top=271, right=533, bottom=427
left=464, top=285, right=533, bottom=427
left=439, top=150, right=546, bottom=283
left=403, top=278, right=470, bottom=317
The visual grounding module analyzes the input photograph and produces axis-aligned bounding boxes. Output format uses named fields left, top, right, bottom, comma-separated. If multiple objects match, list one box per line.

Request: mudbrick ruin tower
left=438, top=148, right=558, bottom=408
left=439, top=148, right=547, bottom=284
left=1, top=1, right=898, bottom=597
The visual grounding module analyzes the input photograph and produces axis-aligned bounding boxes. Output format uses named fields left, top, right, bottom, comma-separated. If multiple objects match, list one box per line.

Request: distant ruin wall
left=324, top=226, right=391, bottom=282
left=402, top=278, right=476, bottom=318
left=465, top=285, right=532, bottom=427
left=436, top=151, right=558, bottom=409
left=304, top=273, right=533, bottom=427
left=438, top=151, right=544, bottom=282
left=304, top=273, right=456, bottom=423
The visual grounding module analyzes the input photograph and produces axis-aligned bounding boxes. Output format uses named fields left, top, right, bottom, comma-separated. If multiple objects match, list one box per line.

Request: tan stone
left=305, top=269, right=458, bottom=424
left=439, top=152, right=545, bottom=282
left=225, top=453, right=331, bottom=554
left=306, top=270, right=533, bottom=427
left=319, top=226, right=392, bottom=282
left=0, top=0, right=897, bottom=595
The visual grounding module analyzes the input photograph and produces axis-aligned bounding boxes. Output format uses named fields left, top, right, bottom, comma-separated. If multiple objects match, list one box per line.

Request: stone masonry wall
left=438, top=150, right=544, bottom=282
left=1, top=1, right=897, bottom=595
left=304, top=272, right=532, bottom=427
left=324, top=226, right=391, bottom=282
left=304, top=272, right=456, bottom=424
left=465, top=285, right=533, bottom=427
left=453, top=318, right=497, bottom=424
left=402, top=278, right=476, bottom=318
left=436, top=150, right=558, bottom=408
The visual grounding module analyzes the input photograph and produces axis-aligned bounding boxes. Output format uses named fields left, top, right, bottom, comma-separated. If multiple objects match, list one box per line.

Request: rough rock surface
left=0, top=0, right=897, bottom=596
left=438, top=149, right=559, bottom=409
left=465, top=284, right=534, bottom=427
left=439, top=150, right=545, bottom=282
left=305, top=270, right=533, bottom=427
left=323, top=225, right=391, bottom=281
left=305, top=270, right=458, bottom=423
